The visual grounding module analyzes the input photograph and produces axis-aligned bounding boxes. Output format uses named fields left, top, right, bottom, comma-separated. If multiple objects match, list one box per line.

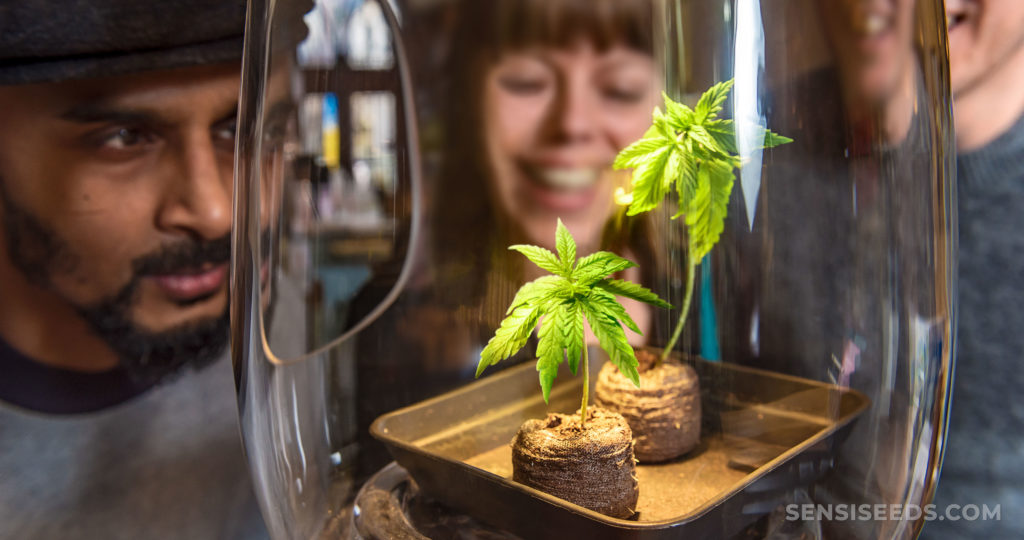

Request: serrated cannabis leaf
left=663, top=91, right=695, bottom=129
left=505, top=275, right=563, bottom=315
left=612, top=78, right=793, bottom=362
left=685, top=159, right=734, bottom=261
left=760, top=127, right=793, bottom=147
left=477, top=302, right=540, bottom=377
left=705, top=119, right=738, bottom=154
left=573, top=251, right=637, bottom=286
left=625, top=145, right=673, bottom=216
left=536, top=308, right=564, bottom=403
left=588, top=288, right=641, bottom=335
left=555, top=222, right=576, bottom=273
left=614, top=124, right=671, bottom=170
left=582, top=300, right=640, bottom=387
left=694, top=79, right=733, bottom=123
left=509, top=244, right=564, bottom=276
left=595, top=278, right=673, bottom=310
left=477, top=219, right=671, bottom=410
left=612, top=78, right=792, bottom=256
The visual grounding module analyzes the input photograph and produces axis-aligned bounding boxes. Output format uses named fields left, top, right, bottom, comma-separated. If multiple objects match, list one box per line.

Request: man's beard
left=0, top=182, right=230, bottom=382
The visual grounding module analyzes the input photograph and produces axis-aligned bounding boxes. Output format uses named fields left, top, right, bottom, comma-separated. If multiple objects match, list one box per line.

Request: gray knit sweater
left=924, top=112, right=1024, bottom=538
left=0, top=355, right=269, bottom=540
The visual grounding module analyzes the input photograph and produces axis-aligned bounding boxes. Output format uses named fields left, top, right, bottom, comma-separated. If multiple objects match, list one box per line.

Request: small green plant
left=475, top=220, right=671, bottom=428
left=613, top=79, right=792, bottom=364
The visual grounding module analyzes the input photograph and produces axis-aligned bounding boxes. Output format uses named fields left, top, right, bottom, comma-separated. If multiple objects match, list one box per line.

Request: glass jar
left=232, top=1, right=955, bottom=538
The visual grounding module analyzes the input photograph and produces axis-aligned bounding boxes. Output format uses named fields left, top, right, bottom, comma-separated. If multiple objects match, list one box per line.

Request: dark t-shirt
left=0, top=338, right=152, bottom=414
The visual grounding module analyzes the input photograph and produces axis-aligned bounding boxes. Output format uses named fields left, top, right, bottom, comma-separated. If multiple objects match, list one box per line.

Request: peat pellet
left=595, top=349, right=701, bottom=462
left=511, top=408, right=638, bottom=518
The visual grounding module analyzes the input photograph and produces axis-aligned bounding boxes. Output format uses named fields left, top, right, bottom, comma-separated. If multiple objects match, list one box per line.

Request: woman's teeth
left=535, top=168, right=599, bottom=190
left=856, top=12, right=892, bottom=37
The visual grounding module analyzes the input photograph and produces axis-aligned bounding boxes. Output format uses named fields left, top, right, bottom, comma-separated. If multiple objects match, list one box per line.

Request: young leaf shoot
left=613, top=79, right=792, bottom=363
left=476, top=220, right=672, bottom=428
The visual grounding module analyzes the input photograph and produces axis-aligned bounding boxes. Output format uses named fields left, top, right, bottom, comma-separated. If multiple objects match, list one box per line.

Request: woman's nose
left=547, top=74, right=599, bottom=144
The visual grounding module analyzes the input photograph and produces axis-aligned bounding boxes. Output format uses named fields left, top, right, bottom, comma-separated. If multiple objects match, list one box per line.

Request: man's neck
left=954, top=46, right=1024, bottom=153
left=0, top=257, right=118, bottom=372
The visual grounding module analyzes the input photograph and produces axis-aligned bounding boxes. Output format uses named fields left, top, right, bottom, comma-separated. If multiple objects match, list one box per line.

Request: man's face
left=946, top=0, right=1024, bottom=96
left=0, top=63, right=242, bottom=374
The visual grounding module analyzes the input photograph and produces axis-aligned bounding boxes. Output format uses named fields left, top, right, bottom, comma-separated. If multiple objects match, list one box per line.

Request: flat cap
left=0, top=0, right=248, bottom=84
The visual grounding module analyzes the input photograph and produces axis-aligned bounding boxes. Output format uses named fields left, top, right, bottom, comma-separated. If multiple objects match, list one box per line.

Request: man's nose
left=155, top=133, right=233, bottom=241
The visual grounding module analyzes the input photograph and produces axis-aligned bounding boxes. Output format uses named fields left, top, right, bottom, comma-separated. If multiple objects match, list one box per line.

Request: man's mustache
left=132, top=235, right=231, bottom=276
left=131, top=232, right=272, bottom=276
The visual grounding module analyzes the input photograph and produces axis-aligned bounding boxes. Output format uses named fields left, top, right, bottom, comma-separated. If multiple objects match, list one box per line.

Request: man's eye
left=214, top=120, right=237, bottom=141
left=102, top=127, right=148, bottom=149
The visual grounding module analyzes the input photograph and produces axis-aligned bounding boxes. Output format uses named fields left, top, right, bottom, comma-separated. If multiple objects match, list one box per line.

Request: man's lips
left=149, top=264, right=228, bottom=301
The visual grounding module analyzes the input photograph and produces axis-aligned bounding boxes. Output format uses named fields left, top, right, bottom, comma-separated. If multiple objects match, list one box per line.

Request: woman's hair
left=473, top=0, right=653, bottom=57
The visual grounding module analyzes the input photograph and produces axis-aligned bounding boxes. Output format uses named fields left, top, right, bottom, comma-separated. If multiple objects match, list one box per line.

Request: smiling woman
left=450, top=0, right=659, bottom=257
left=425, top=0, right=666, bottom=316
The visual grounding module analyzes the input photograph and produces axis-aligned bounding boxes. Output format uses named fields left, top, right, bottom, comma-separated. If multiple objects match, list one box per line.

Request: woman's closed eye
left=497, top=75, right=551, bottom=96
left=493, top=55, right=554, bottom=97
left=601, top=84, right=649, bottom=104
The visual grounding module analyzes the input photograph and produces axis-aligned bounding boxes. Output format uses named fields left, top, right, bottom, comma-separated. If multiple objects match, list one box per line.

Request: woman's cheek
left=493, top=94, right=548, bottom=151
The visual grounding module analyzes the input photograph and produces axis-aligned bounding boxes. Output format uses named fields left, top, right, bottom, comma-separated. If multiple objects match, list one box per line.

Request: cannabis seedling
left=475, top=220, right=672, bottom=428
left=613, top=79, right=792, bottom=364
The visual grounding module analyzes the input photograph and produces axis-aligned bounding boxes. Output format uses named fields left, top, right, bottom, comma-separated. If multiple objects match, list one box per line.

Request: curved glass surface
left=232, top=1, right=955, bottom=538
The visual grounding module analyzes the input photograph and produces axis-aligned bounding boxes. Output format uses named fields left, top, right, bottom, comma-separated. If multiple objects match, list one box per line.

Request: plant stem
left=580, top=345, right=590, bottom=429
left=661, top=242, right=697, bottom=364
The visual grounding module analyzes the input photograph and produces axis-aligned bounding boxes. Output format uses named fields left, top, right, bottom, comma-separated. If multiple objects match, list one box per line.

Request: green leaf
left=626, top=145, right=673, bottom=216
left=694, top=79, right=734, bottom=123
left=509, top=244, right=564, bottom=276
left=536, top=309, right=565, bottom=403
left=595, top=278, right=672, bottom=309
left=505, top=275, right=566, bottom=315
left=732, top=122, right=794, bottom=151
left=653, top=107, right=676, bottom=141
left=762, top=128, right=793, bottom=148
left=685, top=159, right=734, bottom=260
left=554, top=219, right=576, bottom=273
left=662, top=148, right=681, bottom=192
left=480, top=222, right=675, bottom=403
left=477, top=302, right=540, bottom=377
left=705, top=119, right=739, bottom=154
left=581, top=300, right=639, bottom=387
left=563, top=302, right=584, bottom=375
left=662, top=92, right=694, bottom=129
left=573, top=251, right=637, bottom=286
left=672, top=153, right=699, bottom=219
left=688, top=125, right=731, bottom=161
left=613, top=124, right=671, bottom=170
left=589, top=288, right=641, bottom=334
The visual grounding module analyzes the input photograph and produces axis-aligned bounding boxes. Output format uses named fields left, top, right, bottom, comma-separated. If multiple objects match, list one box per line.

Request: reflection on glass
left=232, top=0, right=955, bottom=539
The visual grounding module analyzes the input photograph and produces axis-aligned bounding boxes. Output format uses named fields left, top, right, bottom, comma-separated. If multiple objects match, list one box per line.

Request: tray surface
left=371, top=351, right=868, bottom=538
